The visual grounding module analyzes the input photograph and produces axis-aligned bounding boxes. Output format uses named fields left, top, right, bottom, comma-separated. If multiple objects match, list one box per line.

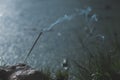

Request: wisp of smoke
left=43, top=14, right=76, bottom=32
left=43, top=6, right=94, bottom=32
left=42, top=6, right=104, bottom=42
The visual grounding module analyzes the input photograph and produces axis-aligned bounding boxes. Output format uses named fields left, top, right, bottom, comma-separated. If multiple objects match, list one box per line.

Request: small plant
left=39, top=68, right=52, bottom=80
left=55, top=70, right=69, bottom=80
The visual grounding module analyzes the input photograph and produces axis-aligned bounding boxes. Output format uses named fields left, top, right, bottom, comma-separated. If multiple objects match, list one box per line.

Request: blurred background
left=0, top=0, right=119, bottom=71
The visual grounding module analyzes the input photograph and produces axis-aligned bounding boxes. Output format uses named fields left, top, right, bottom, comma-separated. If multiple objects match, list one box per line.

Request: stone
left=0, top=63, right=49, bottom=80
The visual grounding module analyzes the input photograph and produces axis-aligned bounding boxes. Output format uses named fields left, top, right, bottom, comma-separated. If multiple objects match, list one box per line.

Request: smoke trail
left=42, top=6, right=104, bottom=42
left=43, top=14, right=76, bottom=32
left=77, top=7, right=105, bottom=42
left=90, top=14, right=98, bottom=22
left=43, top=6, right=93, bottom=32
left=24, top=8, right=90, bottom=63
left=86, top=14, right=98, bottom=34
left=79, top=6, right=92, bottom=21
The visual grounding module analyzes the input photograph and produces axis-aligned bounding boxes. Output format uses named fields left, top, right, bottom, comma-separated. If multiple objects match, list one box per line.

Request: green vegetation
left=73, top=30, right=120, bottom=80
left=37, top=69, right=69, bottom=80
left=55, top=70, right=69, bottom=80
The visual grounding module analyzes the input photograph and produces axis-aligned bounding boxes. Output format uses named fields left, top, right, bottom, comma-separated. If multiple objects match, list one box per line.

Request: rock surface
left=0, top=63, right=49, bottom=80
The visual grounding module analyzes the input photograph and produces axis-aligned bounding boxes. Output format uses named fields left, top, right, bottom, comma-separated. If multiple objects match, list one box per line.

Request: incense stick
left=24, top=31, right=43, bottom=63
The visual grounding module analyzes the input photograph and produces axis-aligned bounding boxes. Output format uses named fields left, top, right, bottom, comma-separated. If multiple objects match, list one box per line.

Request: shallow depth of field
left=0, top=0, right=120, bottom=80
